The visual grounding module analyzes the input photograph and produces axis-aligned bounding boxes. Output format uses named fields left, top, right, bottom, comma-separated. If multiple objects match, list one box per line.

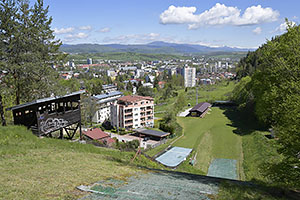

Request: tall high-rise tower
left=182, top=67, right=196, bottom=87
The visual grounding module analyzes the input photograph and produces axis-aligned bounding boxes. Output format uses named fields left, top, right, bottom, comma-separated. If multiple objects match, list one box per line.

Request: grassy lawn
left=176, top=107, right=243, bottom=177
left=154, top=81, right=235, bottom=118
left=242, top=132, right=282, bottom=182
left=0, top=126, right=162, bottom=199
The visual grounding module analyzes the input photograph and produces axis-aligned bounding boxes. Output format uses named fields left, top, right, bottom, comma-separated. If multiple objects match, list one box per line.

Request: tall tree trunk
left=16, top=82, right=20, bottom=105
left=0, top=94, right=7, bottom=126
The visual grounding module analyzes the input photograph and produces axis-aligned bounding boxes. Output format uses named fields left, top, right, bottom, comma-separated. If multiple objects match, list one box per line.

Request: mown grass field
left=154, top=81, right=235, bottom=118
left=0, top=126, right=163, bottom=199
left=176, top=107, right=243, bottom=176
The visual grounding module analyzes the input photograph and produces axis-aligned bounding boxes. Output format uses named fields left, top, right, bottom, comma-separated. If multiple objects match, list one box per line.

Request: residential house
left=83, top=128, right=115, bottom=146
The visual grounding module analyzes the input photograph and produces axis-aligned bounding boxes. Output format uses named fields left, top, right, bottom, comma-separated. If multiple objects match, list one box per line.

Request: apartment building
left=111, top=95, right=154, bottom=130
left=92, top=91, right=123, bottom=124
left=182, top=67, right=196, bottom=87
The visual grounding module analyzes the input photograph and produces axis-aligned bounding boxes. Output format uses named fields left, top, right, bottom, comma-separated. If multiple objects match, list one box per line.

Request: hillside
left=66, top=52, right=191, bottom=62
left=60, top=41, right=253, bottom=54
left=0, top=125, right=296, bottom=199
left=0, top=126, right=161, bottom=199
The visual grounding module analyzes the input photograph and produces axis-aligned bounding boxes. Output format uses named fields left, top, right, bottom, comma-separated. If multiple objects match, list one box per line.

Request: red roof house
left=83, top=128, right=109, bottom=140
left=83, top=128, right=115, bottom=146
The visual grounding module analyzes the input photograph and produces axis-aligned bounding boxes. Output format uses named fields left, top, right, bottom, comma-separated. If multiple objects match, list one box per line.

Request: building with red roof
left=82, top=128, right=115, bottom=146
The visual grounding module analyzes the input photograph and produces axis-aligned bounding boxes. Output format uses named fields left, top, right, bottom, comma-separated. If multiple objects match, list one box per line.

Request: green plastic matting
left=207, top=158, right=237, bottom=180
left=78, top=170, right=219, bottom=200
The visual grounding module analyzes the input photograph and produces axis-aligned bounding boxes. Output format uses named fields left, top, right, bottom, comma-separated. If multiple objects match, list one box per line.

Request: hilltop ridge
left=60, top=41, right=254, bottom=54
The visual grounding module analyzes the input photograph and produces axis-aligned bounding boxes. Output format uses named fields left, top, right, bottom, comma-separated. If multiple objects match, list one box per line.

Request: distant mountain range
left=60, top=41, right=254, bottom=54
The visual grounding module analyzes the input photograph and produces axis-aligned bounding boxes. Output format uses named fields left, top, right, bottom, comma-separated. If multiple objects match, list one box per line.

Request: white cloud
left=53, top=27, right=75, bottom=34
left=160, top=4, right=279, bottom=29
left=252, top=27, right=262, bottom=34
left=79, top=25, right=92, bottom=30
left=99, top=27, right=111, bottom=33
left=275, top=21, right=296, bottom=33
left=65, top=32, right=89, bottom=41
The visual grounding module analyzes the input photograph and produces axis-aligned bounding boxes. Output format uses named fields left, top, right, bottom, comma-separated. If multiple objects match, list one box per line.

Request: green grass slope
left=176, top=107, right=242, bottom=175
left=0, top=126, right=161, bottom=199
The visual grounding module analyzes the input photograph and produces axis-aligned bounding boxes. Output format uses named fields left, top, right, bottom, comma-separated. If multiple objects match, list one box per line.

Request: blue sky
left=39, top=0, right=299, bottom=48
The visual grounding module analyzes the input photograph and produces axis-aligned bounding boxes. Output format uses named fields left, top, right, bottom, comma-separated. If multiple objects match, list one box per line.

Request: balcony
left=125, top=120, right=133, bottom=125
left=125, top=109, right=133, bottom=113
left=125, top=115, right=133, bottom=119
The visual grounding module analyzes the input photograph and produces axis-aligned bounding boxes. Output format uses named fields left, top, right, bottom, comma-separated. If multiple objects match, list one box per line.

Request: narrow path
left=238, top=136, right=245, bottom=180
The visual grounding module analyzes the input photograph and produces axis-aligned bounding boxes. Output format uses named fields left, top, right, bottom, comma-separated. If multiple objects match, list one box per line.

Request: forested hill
left=60, top=41, right=253, bottom=54
left=232, top=21, right=300, bottom=189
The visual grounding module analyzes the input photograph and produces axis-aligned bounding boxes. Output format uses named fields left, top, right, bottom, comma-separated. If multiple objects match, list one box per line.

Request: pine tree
left=0, top=0, right=64, bottom=105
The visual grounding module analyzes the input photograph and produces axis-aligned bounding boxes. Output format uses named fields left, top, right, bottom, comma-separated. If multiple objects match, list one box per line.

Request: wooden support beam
left=59, top=128, right=63, bottom=139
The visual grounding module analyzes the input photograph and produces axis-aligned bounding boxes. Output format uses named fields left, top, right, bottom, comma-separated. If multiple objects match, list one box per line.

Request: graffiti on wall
left=40, top=118, right=69, bottom=133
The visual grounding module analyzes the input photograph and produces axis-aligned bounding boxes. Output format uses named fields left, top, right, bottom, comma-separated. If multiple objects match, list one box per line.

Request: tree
left=81, top=94, right=97, bottom=126
left=234, top=20, right=300, bottom=188
left=153, top=77, right=159, bottom=89
left=58, top=79, right=80, bottom=94
left=174, top=92, right=186, bottom=112
left=126, top=81, right=133, bottom=92
left=231, top=76, right=253, bottom=109
left=85, top=78, right=102, bottom=95
left=0, top=0, right=64, bottom=105
left=0, top=94, right=6, bottom=126
left=137, top=86, right=154, bottom=97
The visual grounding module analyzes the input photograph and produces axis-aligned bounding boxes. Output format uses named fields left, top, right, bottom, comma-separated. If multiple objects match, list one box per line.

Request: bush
left=116, top=139, right=140, bottom=151
left=102, top=120, right=113, bottom=130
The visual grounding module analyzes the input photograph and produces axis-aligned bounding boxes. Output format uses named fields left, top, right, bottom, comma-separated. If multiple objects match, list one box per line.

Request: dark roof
left=6, top=90, right=85, bottom=111
left=83, top=128, right=109, bottom=140
left=135, top=128, right=170, bottom=138
left=189, top=102, right=211, bottom=113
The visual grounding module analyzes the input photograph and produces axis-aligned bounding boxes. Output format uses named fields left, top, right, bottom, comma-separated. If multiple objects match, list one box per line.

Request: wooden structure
left=6, top=91, right=84, bottom=139
left=189, top=102, right=212, bottom=118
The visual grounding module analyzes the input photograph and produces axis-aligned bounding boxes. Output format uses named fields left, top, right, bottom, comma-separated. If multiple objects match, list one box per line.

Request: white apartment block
left=111, top=95, right=154, bottom=130
left=183, top=67, right=196, bottom=87
left=92, top=91, right=123, bottom=124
